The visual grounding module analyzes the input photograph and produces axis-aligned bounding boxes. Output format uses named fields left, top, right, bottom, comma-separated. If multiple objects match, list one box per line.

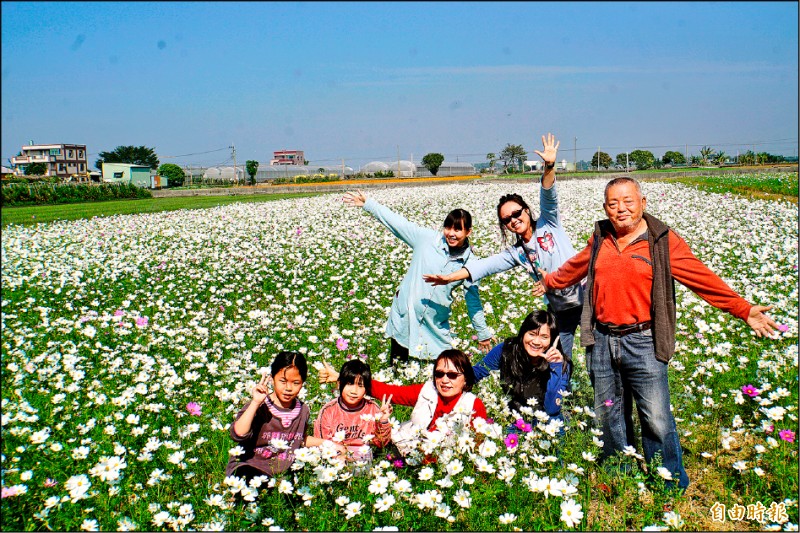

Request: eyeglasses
left=434, top=370, right=463, bottom=380
left=500, top=208, right=524, bottom=226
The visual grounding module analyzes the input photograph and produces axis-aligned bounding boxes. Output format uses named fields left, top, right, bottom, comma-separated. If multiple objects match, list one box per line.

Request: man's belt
left=596, top=321, right=652, bottom=337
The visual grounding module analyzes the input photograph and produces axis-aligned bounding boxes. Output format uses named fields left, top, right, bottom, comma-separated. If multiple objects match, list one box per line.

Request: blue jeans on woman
left=587, top=327, right=689, bottom=489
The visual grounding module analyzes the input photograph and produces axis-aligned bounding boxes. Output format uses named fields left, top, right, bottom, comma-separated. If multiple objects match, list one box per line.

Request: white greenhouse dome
left=389, top=160, right=416, bottom=177
left=203, top=166, right=245, bottom=181
left=360, top=161, right=390, bottom=173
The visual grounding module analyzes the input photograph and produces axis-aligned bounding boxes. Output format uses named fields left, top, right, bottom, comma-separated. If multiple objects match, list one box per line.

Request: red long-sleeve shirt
left=371, top=380, right=487, bottom=430
left=545, top=229, right=751, bottom=326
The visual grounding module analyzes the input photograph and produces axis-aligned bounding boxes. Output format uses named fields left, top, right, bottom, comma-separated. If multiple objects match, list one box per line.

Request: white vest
left=392, top=381, right=476, bottom=456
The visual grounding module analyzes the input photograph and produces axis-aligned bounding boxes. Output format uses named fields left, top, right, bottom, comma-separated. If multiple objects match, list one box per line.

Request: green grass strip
left=1, top=192, right=321, bottom=227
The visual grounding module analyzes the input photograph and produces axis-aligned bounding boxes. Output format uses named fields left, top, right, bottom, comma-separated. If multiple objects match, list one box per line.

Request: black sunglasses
left=434, top=370, right=463, bottom=380
left=500, top=208, right=525, bottom=226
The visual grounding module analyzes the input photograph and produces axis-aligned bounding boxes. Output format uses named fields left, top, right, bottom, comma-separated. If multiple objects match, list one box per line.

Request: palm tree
left=715, top=151, right=727, bottom=166
left=486, top=153, right=497, bottom=172
left=699, top=146, right=715, bottom=166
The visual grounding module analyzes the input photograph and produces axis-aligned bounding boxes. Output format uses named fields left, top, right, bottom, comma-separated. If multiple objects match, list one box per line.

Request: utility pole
left=410, top=152, right=414, bottom=177
left=230, top=144, right=237, bottom=185
left=626, top=152, right=629, bottom=173
left=397, top=145, right=400, bottom=178
left=573, top=137, right=577, bottom=172
left=341, top=158, right=345, bottom=179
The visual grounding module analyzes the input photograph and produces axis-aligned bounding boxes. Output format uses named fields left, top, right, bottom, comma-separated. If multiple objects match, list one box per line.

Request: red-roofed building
left=271, top=149, right=305, bottom=166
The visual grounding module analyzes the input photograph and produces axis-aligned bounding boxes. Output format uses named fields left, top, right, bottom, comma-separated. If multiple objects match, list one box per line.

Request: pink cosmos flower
left=296, top=227, right=303, bottom=236
left=336, top=337, right=349, bottom=351
left=504, top=433, right=519, bottom=450
left=186, top=402, right=202, bottom=416
left=604, top=399, right=614, bottom=407
left=779, top=429, right=795, bottom=443
left=113, top=309, right=124, bottom=317
left=135, top=316, right=149, bottom=327
left=44, top=478, right=57, bottom=488
left=1, top=487, right=21, bottom=498
left=741, top=384, right=760, bottom=398
left=393, top=459, right=404, bottom=468
left=778, top=324, right=789, bottom=333
left=514, top=419, right=532, bottom=433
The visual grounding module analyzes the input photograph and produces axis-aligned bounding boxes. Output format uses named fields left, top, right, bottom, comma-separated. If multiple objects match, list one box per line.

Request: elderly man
left=538, top=177, right=777, bottom=489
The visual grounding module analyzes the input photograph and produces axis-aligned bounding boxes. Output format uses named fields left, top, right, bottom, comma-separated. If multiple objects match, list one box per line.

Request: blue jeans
left=587, top=327, right=689, bottom=489
left=551, top=304, right=582, bottom=361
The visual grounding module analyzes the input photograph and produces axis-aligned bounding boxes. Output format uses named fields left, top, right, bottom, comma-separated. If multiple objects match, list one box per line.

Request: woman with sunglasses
left=424, top=133, right=583, bottom=361
left=318, top=349, right=487, bottom=455
left=473, top=309, right=571, bottom=424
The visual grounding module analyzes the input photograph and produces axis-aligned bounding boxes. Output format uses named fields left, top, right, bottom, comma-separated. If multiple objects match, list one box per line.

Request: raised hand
left=544, top=338, right=564, bottom=364
left=318, top=360, right=340, bottom=384
left=342, top=190, right=367, bottom=207
left=533, top=133, right=560, bottom=166
left=377, top=394, right=394, bottom=422
left=251, top=372, right=271, bottom=405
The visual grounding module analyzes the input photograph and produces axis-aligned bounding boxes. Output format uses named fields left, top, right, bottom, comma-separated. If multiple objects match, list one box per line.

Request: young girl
left=313, top=359, right=393, bottom=461
left=320, top=350, right=488, bottom=456
left=226, top=351, right=346, bottom=480
left=342, top=190, right=494, bottom=362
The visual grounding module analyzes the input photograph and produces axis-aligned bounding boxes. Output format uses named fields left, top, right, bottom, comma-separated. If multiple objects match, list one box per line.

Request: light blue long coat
left=363, top=198, right=493, bottom=360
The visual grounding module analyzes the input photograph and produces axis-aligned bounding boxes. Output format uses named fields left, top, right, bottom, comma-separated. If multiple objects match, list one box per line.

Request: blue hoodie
left=363, top=198, right=493, bottom=360
left=464, top=178, right=582, bottom=307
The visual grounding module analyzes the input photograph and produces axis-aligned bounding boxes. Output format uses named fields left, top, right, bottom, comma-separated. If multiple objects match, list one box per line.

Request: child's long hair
left=496, top=193, right=535, bottom=246
left=270, top=351, right=308, bottom=381
left=338, top=359, right=372, bottom=396
left=499, top=310, right=567, bottom=380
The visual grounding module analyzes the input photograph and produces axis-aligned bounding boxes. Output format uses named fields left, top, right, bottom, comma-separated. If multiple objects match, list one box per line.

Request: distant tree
left=689, top=155, right=701, bottom=166
left=739, top=150, right=755, bottom=165
left=499, top=143, right=527, bottom=173
left=96, top=145, right=159, bottom=171
left=629, top=150, right=656, bottom=170
left=699, top=146, right=715, bottom=166
left=715, top=151, right=728, bottom=166
left=756, top=152, right=770, bottom=165
left=591, top=151, right=612, bottom=169
left=652, top=157, right=664, bottom=169
left=246, top=160, right=260, bottom=185
left=662, top=151, right=686, bottom=166
left=158, top=163, right=185, bottom=187
left=24, top=162, right=48, bottom=176
left=303, top=159, right=309, bottom=165
left=421, top=153, right=445, bottom=176
left=486, top=152, right=497, bottom=171
left=615, top=153, right=629, bottom=169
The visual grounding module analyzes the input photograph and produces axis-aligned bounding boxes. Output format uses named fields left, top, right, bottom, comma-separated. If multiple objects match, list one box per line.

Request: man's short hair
left=604, top=177, right=643, bottom=201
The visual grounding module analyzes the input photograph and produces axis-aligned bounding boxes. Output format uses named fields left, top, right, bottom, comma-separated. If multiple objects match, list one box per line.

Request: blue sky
left=2, top=1, right=797, bottom=169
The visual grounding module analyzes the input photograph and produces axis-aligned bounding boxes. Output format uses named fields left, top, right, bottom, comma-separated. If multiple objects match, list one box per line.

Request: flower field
left=1, top=174, right=797, bottom=531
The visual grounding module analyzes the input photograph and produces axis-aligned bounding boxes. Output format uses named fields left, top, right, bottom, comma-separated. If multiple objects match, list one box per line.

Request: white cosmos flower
left=560, top=499, right=584, bottom=528
left=498, top=513, right=517, bottom=524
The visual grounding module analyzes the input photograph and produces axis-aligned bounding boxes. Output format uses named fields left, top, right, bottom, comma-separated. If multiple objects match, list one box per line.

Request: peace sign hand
left=377, top=394, right=393, bottom=422
left=251, top=372, right=271, bottom=405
